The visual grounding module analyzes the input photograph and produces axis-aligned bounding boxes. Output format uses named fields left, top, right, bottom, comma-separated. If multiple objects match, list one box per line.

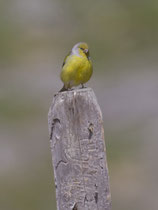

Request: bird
left=60, top=42, right=93, bottom=92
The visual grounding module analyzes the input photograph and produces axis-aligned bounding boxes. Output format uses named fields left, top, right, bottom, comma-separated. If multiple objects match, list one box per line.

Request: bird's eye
left=80, top=47, right=84, bottom=50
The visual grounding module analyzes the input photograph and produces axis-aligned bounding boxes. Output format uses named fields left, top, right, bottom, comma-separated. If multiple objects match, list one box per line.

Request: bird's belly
left=61, top=55, right=92, bottom=87
left=75, top=64, right=92, bottom=85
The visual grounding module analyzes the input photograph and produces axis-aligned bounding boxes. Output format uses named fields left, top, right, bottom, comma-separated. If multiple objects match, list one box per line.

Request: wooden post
left=48, top=88, right=111, bottom=210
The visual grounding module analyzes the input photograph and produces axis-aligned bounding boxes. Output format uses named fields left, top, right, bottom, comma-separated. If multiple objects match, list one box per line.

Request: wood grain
left=48, top=88, right=111, bottom=210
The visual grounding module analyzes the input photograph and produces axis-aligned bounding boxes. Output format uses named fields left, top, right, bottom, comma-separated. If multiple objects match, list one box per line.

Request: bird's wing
left=62, top=51, right=71, bottom=67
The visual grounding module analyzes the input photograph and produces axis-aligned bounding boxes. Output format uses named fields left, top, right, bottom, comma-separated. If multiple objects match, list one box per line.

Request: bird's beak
left=83, top=49, right=88, bottom=54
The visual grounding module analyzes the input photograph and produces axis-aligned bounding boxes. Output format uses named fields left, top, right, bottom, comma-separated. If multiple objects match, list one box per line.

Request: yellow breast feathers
left=60, top=42, right=93, bottom=91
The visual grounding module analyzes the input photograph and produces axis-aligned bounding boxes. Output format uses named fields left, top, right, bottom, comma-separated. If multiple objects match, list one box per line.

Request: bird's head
left=72, top=42, right=90, bottom=59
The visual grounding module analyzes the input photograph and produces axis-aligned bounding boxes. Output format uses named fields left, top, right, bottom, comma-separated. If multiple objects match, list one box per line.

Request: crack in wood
left=72, top=203, right=78, bottom=210
left=84, top=194, right=88, bottom=204
left=88, top=123, right=93, bottom=139
left=55, top=159, right=67, bottom=170
left=54, top=177, right=58, bottom=189
left=94, top=192, right=98, bottom=204
left=50, top=118, right=60, bottom=139
left=69, top=106, right=75, bottom=115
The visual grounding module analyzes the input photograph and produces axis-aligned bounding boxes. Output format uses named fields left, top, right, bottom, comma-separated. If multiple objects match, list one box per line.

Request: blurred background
left=0, top=0, right=158, bottom=209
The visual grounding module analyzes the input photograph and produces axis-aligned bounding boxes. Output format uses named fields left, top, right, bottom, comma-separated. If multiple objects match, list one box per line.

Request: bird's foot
left=59, top=85, right=68, bottom=92
left=80, top=84, right=86, bottom=89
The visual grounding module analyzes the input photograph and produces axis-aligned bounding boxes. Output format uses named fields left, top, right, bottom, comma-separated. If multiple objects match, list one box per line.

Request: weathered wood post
left=48, top=88, right=111, bottom=210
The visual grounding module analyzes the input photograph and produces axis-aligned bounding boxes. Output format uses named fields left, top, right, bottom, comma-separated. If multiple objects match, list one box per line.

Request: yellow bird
left=60, top=42, right=93, bottom=91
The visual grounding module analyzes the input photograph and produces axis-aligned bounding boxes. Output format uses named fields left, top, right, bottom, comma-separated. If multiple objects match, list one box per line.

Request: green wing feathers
left=62, top=51, right=71, bottom=67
